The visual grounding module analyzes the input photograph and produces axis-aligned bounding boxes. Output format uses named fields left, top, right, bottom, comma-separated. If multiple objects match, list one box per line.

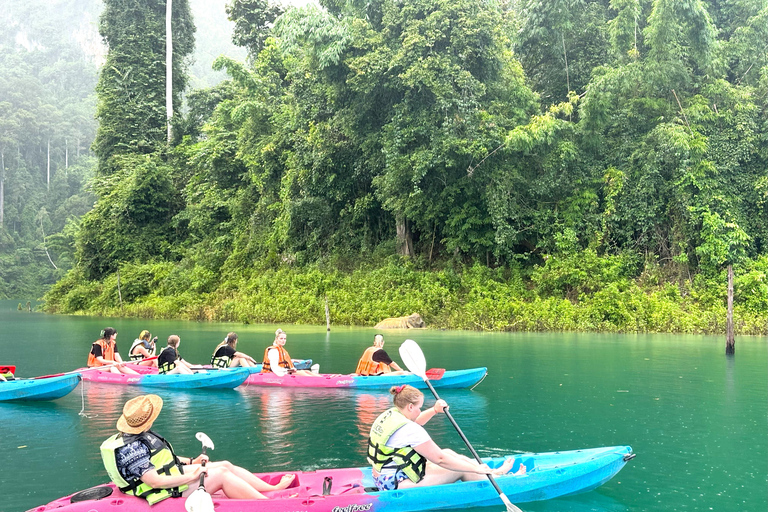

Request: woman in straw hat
left=100, top=394, right=296, bottom=505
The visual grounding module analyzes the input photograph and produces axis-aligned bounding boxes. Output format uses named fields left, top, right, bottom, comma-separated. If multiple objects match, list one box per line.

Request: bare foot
left=492, top=458, right=526, bottom=476
left=275, top=474, right=296, bottom=490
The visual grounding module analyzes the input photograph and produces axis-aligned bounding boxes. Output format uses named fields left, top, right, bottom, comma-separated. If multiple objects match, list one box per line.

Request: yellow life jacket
left=260, top=345, right=294, bottom=374
left=158, top=347, right=178, bottom=374
left=356, top=347, right=391, bottom=376
left=100, top=430, right=188, bottom=506
left=368, top=408, right=427, bottom=484
left=210, top=341, right=231, bottom=368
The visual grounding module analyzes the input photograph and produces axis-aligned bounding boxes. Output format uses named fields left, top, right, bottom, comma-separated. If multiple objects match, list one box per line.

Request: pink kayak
left=77, top=367, right=250, bottom=389
left=242, top=367, right=487, bottom=389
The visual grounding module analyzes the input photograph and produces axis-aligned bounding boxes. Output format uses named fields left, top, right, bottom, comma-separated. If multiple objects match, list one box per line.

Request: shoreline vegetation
left=43, top=254, right=767, bottom=335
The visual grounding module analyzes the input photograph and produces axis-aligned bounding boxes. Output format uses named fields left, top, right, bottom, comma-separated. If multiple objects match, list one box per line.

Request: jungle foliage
left=39, top=0, right=768, bottom=333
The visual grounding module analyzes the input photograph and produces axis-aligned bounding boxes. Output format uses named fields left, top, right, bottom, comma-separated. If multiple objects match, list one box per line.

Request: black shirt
left=371, top=349, right=394, bottom=365
left=157, top=347, right=179, bottom=367
left=214, top=345, right=236, bottom=359
left=90, top=341, right=118, bottom=358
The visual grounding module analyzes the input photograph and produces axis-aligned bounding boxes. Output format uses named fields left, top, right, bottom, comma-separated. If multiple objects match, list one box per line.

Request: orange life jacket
left=87, top=339, right=116, bottom=367
left=355, top=346, right=391, bottom=376
left=260, top=345, right=295, bottom=374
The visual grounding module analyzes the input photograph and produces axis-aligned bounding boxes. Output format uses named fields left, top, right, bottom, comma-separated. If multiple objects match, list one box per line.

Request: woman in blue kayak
left=368, top=385, right=526, bottom=490
left=157, top=335, right=195, bottom=375
left=211, top=332, right=258, bottom=368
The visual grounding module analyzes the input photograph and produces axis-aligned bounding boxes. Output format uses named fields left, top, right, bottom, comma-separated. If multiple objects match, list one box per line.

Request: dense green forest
left=0, top=0, right=243, bottom=298
left=12, top=0, right=768, bottom=333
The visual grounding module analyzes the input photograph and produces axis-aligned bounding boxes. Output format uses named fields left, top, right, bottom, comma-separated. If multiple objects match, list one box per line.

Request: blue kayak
left=0, top=373, right=81, bottom=402
left=29, top=445, right=635, bottom=512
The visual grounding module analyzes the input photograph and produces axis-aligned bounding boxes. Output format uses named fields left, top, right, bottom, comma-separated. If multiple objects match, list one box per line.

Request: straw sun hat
left=116, top=394, right=163, bottom=434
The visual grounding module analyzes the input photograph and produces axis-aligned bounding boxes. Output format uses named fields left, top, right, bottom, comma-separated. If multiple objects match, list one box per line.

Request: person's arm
left=134, top=345, right=151, bottom=358
left=413, top=440, right=493, bottom=475
left=113, top=343, right=124, bottom=364
left=415, top=399, right=448, bottom=426
left=267, top=348, right=287, bottom=376
left=140, top=465, right=203, bottom=489
left=234, top=351, right=257, bottom=364
left=390, top=361, right=404, bottom=372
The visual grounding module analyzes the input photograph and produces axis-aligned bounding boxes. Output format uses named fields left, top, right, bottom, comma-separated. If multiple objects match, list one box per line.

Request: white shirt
left=267, top=347, right=288, bottom=377
left=380, top=421, right=431, bottom=475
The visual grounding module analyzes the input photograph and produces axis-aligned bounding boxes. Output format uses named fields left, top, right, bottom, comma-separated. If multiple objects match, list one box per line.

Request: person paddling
left=157, top=335, right=195, bottom=375
left=130, top=330, right=158, bottom=367
left=87, top=328, right=139, bottom=375
left=211, top=332, right=258, bottom=368
left=356, top=335, right=407, bottom=376
left=100, top=394, right=296, bottom=505
left=368, top=385, right=526, bottom=491
left=260, top=329, right=319, bottom=377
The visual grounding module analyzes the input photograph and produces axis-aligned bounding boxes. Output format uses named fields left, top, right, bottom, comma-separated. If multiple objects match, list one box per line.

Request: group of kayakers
left=87, top=327, right=408, bottom=378
left=86, top=328, right=528, bottom=506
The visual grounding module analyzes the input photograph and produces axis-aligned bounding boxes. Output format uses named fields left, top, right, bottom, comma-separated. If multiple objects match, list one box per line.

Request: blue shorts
left=374, top=470, right=409, bottom=491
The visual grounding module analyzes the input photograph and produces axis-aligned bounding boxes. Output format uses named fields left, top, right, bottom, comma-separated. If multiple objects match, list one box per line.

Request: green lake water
left=0, top=300, right=766, bottom=512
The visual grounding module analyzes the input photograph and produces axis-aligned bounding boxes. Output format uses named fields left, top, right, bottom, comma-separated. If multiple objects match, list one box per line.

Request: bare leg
left=295, top=370, right=320, bottom=377
left=116, top=364, right=140, bottom=375
left=207, top=461, right=296, bottom=492
left=183, top=465, right=268, bottom=499
left=163, top=364, right=193, bottom=375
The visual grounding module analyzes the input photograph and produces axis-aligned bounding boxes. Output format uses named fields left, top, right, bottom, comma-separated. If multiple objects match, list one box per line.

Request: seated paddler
left=356, top=334, right=407, bottom=376
left=129, top=330, right=158, bottom=367
left=157, top=335, right=195, bottom=375
left=100, top=394, right=296, bottom=504
left=368, top=385, right=527, bottom=491
left=87, top=327, right=139, bottom=375
left=260, top=329, right=319, bottom=377
left=211, top=332, right=258, bottom=368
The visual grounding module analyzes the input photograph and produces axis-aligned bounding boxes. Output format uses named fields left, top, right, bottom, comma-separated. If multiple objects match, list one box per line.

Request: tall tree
left=93, top=0, right=195, bottom=175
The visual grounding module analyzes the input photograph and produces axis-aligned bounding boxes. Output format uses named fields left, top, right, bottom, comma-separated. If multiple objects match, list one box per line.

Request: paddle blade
left=185, top=487, right=214, bottom=512
left=425, top=368, right=446, bottom=380
left=399, top=339, right=427, bottom=379
left=196, top=432, right=214, bottom=451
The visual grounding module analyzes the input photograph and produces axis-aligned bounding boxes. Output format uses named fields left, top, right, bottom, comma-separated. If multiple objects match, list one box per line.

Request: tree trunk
left=47, top=138, right=50, bottom=191
left=166, top=0, right=173, bottom=143
left=0, top=150, right=4, bottom=228
left=396, top=215, right=413, bottom=257
left=726, top=264, right=735, bottom=355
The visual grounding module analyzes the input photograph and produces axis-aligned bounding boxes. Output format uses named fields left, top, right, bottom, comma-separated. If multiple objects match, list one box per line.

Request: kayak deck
left=28, top=446, right=634, bottom=512
left=0, top=373, right=81, bottom=402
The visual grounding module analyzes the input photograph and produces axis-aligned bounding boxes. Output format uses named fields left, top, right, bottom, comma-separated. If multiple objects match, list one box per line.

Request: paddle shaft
left=423, top=378, right=520, bottom=512
left=198, top=446, right=208, bottom=488
left=33, top=356, right=158, bottom=379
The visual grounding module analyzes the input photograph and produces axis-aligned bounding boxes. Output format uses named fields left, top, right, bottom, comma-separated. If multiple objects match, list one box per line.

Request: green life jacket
left=100, top=430, right=188, bottom=505
left=210, top=342, right=232, bottom=369
left=158, top=347, right=178, bottom=374
left=368, top=407, right=427, bottom=484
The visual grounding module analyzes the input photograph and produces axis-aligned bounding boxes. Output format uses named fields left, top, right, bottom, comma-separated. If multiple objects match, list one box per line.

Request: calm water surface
left=0, top=301, right=766, bottom=512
